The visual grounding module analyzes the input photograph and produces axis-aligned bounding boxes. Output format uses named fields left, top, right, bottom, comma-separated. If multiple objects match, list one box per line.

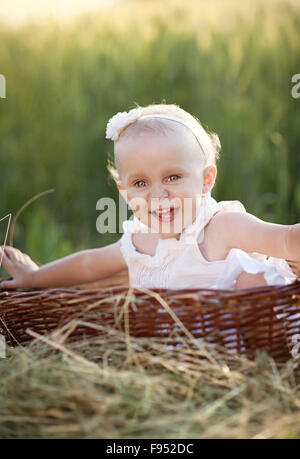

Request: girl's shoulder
left=206, top=199, right=247, bottom=235
left=199, top=200, right=247, bottom=261
left=214, top=200, right=246, bottom=215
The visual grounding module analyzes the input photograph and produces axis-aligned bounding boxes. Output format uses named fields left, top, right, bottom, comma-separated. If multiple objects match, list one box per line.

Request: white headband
left=106, top=108, right=209, bottom=162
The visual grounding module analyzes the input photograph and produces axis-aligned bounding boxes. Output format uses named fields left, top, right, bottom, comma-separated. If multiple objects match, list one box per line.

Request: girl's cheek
left=127, top=192, right=149, bottom=216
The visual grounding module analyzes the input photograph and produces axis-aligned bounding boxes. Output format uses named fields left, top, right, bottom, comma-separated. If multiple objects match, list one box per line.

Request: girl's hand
left=0, top=246, right=39, bottom=290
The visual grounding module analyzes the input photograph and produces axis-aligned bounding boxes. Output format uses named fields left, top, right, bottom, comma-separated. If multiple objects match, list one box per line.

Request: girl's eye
left=167, top=175, right=180, bottom=182
left=134, top=180, right=147, bottom=188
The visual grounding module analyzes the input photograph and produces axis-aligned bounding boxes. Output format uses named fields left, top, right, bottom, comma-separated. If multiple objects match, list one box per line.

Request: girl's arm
left=0, top=240, right=127, bottom=290
left=213, top=211, right=300, bottom=261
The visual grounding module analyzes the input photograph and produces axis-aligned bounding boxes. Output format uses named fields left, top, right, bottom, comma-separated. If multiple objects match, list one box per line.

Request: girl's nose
left=150, top=186, right=169, bottom=199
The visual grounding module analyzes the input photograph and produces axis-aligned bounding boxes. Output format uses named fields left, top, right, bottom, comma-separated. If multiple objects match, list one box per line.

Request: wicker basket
left=1, top=273, right=300, bottom=363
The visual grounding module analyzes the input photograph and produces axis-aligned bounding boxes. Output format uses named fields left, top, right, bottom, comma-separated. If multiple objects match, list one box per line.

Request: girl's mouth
left=150, top=206, right=179, bottom=223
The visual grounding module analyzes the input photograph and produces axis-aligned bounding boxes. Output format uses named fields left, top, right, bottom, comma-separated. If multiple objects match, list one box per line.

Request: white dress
left=119, top=193, right=297, bottom=290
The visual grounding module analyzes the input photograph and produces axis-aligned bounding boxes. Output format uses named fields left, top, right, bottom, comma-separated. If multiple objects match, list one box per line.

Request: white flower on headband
left=106, top=108, right=143, bottom=141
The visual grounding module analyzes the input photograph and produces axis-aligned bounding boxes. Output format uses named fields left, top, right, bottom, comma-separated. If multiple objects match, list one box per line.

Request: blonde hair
left=107, top=103, right=221, bottom=182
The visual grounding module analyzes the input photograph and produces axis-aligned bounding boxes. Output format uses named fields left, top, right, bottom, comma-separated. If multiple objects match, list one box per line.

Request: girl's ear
left=117, top=181, right=128, bottom=202
left=202, top=165, right=217, bottom=193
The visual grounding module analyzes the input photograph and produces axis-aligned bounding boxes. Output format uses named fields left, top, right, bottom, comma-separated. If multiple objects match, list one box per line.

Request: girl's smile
left=151, top=204, right=179, bottom=222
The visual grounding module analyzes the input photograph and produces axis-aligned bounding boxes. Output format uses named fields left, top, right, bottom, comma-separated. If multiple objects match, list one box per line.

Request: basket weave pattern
left=1, top=280, right=300, bottom=362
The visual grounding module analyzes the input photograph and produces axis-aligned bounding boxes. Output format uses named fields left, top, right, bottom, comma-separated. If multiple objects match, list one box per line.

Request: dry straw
left=1, top=313, right=300, bottom=438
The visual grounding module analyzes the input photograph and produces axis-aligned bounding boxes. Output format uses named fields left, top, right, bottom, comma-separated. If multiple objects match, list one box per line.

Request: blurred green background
left=0, top=0, right=299, bottom=267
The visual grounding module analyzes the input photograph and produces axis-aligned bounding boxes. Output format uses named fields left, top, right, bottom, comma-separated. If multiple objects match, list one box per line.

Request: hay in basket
left=1, top=191, right=300, bottom=364
left=1, top=273, right=300, bottom=364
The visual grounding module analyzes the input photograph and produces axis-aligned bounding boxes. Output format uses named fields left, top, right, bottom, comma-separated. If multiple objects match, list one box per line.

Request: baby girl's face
left=115, top=128, right=209, bottom=238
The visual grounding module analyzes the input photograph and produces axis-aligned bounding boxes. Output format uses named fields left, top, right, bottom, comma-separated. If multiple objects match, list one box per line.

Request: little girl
left=0, top=103, right=299, bottom=291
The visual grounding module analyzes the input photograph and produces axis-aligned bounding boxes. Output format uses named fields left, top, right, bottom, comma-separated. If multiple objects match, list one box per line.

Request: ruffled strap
left=215, top=248, right=295, bottom=289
